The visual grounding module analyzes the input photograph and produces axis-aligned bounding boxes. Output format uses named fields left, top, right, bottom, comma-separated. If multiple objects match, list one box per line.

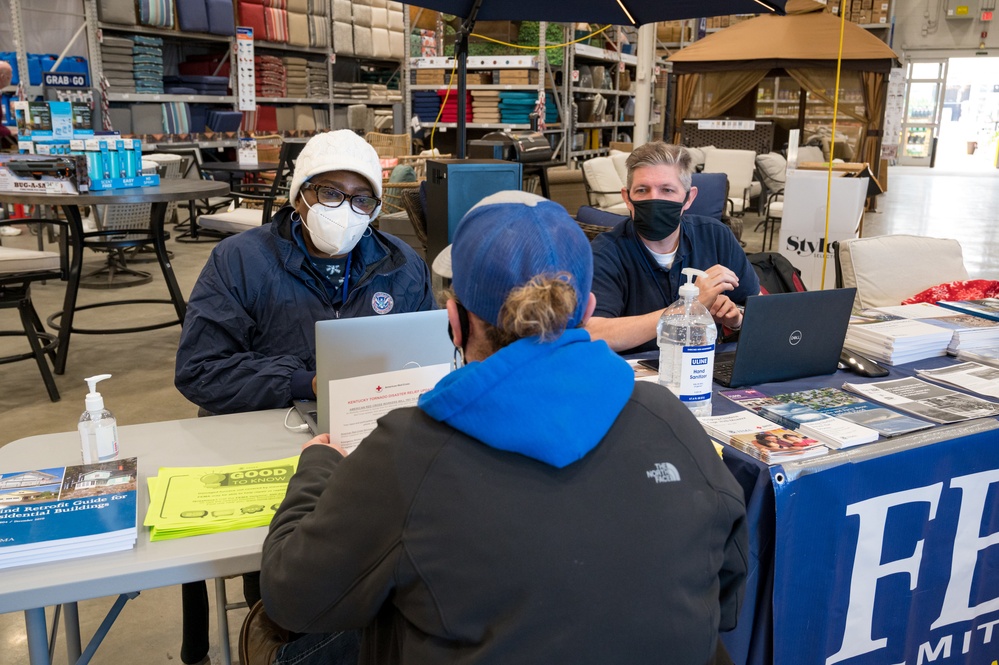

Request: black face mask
left=629, top=196, right=685, bottom=242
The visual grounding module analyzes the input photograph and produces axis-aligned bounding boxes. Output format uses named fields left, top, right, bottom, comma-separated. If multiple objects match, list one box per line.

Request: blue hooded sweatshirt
left=418, top=328, right=635, bottom=468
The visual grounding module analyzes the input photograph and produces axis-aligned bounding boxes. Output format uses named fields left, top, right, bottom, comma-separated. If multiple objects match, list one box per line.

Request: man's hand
left=302, top=433, right=348, bottom=457
left=695, top=264, right=740, bottom=312
left=708, top=295, right=743, bottom=329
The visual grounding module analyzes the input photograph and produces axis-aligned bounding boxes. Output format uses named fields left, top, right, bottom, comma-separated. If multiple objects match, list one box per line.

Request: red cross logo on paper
left=376, top=385, right=383, bottom=392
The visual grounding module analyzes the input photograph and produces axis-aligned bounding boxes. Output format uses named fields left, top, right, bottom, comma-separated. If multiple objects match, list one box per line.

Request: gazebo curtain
left=675, top=67, right=886, bottom=166
left=672, top=70, right=767, bottom=142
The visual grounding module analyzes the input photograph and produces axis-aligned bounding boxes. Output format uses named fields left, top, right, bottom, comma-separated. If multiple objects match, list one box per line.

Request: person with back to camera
left=586, top=141, right=760, bottom=355
left=173, top=129, right=434, bottom=665
left=254, top=190, right=748, bottom=665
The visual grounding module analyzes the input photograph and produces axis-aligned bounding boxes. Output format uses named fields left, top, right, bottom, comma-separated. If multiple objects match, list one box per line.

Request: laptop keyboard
left=713, top=357, right=735, bottom=387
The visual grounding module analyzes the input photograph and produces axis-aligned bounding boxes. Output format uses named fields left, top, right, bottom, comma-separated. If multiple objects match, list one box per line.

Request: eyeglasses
left=302, top=183, right=381, bottom=216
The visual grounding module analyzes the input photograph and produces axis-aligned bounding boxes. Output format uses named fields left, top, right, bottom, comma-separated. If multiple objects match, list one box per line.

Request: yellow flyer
left=144, top=455, right=300, bottom=541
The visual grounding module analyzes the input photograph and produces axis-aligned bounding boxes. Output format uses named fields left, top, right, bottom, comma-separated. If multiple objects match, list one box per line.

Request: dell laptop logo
left=789, top=330, right=803, bottom=345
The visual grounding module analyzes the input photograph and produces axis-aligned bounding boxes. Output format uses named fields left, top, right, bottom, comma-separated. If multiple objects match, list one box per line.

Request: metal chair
left=149, top=144, right=233, bottom=241
left=0, top=218, right=69, bottom=401
left=198, top=139, right=307, bottom=236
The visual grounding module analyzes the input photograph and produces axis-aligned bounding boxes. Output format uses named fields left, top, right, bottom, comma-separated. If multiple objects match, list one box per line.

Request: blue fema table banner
left=772, top=427, right=999, bottom=665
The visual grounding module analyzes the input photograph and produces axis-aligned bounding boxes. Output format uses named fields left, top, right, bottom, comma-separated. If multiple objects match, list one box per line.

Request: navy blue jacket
left=591, top=214, right=759, bottom=355
left=175, top=206, right=435, bottom=414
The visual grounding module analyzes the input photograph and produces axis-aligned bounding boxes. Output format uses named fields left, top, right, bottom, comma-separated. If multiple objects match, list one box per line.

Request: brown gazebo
left=667, top=0, right=899, bottom=179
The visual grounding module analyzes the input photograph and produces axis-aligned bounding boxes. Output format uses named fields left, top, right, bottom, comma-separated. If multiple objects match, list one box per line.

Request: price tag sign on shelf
left=236, top=26, right=256, bottom=112
left=571, top=70, right=579, bottom=82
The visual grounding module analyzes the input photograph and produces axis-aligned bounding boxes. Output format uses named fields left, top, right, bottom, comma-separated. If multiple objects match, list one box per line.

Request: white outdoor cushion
left=0, top=246, right=61, bottom=274
left=755, top=151, right=787, bottom=192
left=837, top=235, right=969, bottom=311
left=198, top=208, right=266, bottom=235
left=797, top=145, right=825, bottom=164
left=610, top=152, right=629, bottom=190
left=703, top=148, right=758, bottom=214
left=582, top=157, right=625, bottom=210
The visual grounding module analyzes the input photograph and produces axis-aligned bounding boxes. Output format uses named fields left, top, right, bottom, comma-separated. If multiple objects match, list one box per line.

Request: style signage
left=772, top=427, right=999, bottom=665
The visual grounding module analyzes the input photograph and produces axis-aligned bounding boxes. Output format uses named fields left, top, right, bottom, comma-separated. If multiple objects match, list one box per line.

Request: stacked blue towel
left=497, top=92, right=559, bottom=125
left=133, top=35, right=164, bottom=94
left=412, top=90, right=442, bottom=123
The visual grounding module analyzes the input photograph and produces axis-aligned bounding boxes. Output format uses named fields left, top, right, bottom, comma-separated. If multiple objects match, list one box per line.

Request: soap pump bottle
left=656, top=268, right=717, bottom=418
left=79, top=374, right=119, bottom=464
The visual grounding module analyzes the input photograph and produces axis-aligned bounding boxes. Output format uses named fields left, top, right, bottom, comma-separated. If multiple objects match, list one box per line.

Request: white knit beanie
left=288, top=130, right=383, bottom=205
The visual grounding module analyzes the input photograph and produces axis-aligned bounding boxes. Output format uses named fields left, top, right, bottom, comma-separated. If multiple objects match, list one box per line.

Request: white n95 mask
left=304, top=201, right=370, bottom=256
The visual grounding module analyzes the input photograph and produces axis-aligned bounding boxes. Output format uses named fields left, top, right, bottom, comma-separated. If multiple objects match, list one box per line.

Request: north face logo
left=647, top=463, right=681, bottom=484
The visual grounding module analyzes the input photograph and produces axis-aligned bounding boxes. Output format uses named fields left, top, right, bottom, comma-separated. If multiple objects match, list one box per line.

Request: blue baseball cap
left=450, top=191, right=593, bottom=329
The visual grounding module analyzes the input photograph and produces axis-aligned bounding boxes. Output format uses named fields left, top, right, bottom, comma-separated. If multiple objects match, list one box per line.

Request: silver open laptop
left=294, top=309, right=454, bottom=435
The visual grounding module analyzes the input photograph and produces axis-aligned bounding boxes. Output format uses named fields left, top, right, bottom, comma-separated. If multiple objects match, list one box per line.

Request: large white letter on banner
left=826, top=483, right=943, bottom=665
left=931, top=469, right=999, bottom=629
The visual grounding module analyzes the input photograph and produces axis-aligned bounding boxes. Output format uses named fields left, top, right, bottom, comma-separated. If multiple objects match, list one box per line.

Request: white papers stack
left=866, top=303, right=999, bottom=353
left=845, top=311, right=953, bottom=365
left=914, top=361, right=999, bottom=399
left=843, top=376, right=999, bottom=423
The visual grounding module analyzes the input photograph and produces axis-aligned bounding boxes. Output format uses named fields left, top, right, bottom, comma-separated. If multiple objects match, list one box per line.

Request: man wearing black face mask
left=586, top=142, right=759, bottom=355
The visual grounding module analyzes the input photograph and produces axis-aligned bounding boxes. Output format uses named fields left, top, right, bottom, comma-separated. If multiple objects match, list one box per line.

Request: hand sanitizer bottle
left=79, top=374, right=119, bottom=464
left=657, top=268, right=717, bottom=418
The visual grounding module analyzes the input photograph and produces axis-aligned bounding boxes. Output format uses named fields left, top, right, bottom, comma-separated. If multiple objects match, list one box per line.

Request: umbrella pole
left=456, top=0, right=484, bottom=159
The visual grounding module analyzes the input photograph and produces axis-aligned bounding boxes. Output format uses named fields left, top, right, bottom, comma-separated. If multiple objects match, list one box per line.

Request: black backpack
left=747, top=252, right=807, bottom=294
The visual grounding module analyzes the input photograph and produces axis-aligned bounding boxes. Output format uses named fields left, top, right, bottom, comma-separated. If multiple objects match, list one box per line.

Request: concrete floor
left=2, top=163, right=998, bottom=664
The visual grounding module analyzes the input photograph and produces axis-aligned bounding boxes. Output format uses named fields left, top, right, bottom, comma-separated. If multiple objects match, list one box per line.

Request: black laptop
left=713, top=288, right=857, bottom=388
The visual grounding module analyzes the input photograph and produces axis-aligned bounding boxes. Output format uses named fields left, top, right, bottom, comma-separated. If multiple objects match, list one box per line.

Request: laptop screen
left=719, top=288, right=857, bottom=388
left=314, top=309, right=454, bottom=433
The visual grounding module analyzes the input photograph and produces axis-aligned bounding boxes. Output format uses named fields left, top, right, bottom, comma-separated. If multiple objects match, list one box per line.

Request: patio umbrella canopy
left=405, top=0, right=788, bottom=155
left=408, top=0, right=786, bottom=25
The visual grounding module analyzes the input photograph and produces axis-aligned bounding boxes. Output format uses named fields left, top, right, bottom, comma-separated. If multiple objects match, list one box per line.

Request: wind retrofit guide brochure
left=842, top=377, right=999, bottom=424
left=0, top=458, right=138, bottom=570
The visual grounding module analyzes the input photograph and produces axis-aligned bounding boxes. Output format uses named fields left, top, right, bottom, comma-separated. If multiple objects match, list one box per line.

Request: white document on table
left=328, top=364, right=450, bottom=453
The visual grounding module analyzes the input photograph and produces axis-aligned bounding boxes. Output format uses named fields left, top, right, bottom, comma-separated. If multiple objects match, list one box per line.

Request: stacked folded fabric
left=162, top=101, right=191, bottom=133
left=164, top=75, right=229, bottom=96
left=437, top=89, right=473, bottom=123
left=471, top=90, right=501, bottom=124
left=412, top=90, right=441, bottom=123
left=306, top=60, right=329, bottom=98
left=313, top=107, right=330, bottom=130
left=101, top=36, right=137, bottom=93
left=307, top=0, right=329, bottom=48
left=333, top=82, right=371, bottom=101
left=207, top=109, right=244, bottom=132
left=283, top=57, right=308, bottom=97
left=189, top=104, right=209, bottom=132
left=262, top=0, right=288, bottom=42
left=293, top=104, right=315, bottom=131
left=255, top=55, right=286, bottom=98
left=496, top=92, right=558, bottom=125
left=373, top=108, right=394, bottom=131
left=133, top=35, right=164, bottom=94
